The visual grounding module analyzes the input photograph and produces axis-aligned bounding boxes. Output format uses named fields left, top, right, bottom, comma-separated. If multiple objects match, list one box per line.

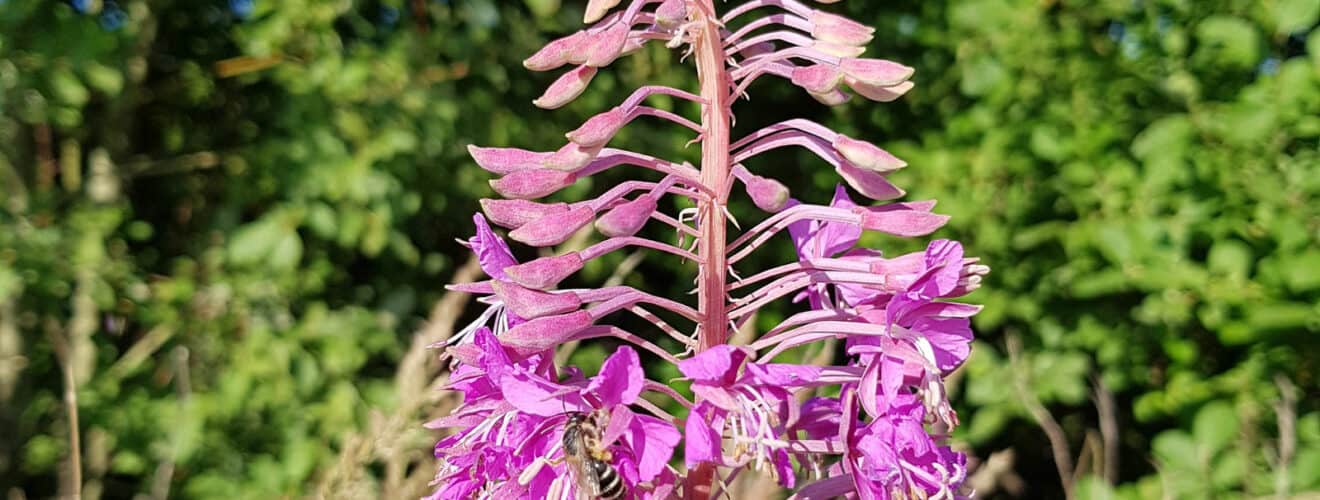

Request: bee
left=562, top=410, right=626, bottom=500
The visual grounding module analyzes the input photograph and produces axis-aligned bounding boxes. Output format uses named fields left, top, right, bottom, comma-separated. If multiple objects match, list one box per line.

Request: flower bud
left=809, top=89, right=852, bottom=106
left=833, top=135, right=907, bottom=173
left=584, top=23, right=630, bottom=68
left=468, top=145, right=551, bottom=174
left=814, top=41, right=866, bottom=58
left=595, top=197, right=657, bottom=237
left=584, top=0, right=622, bottom=23
left=542, top=142, right=602, bottom=172
left=744, top=174, right=790, bottom=212
left=524, top=31, right=590, bottom=71
left=835, top=161, right=904, bottom=201
left=839, top=58, right=914, bottom=87
left=566, top=107, right=627, bottom=148
left=480, top=199, right=571, bottom=229
left=655, top=0, right=686, bottom=27
left=790, top=64, right=844, bottom=94
left=856, top=207, right=949, bottom=237
left=489, top=169, right=576, bottom=199
left=848, top=79, right=914, bottom=103
left=810, top=11, right=874, bottom=46
left=534, top=65, right=598, bottom=109
left=504, top=253, right=584, bottom=290
left=502, top=310, right=595, bottom=352
left=508, top=206, right=595, bottom=246
left=491, top=280, right=582, bottom=319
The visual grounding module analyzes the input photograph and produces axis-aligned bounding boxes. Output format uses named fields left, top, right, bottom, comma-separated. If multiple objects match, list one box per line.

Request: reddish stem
left=688, top=1, right=732, bottom=498
left=694, top=0, right=732, bottom=353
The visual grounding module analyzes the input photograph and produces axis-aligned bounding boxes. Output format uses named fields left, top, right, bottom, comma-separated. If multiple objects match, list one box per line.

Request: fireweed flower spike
left=431, top=0, right=988, bottom=498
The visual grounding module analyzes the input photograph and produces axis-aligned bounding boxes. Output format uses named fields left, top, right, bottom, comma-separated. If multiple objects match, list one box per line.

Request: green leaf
left=1192, top=401, right=1238, bottom=454
left=268, top=231, right=303, bottom=270
left=1074, top=475, right=1118, bottom=500
left=49, top=68, right=90, bottom=107
left=1131, top=115, right=1192, bottom=160
left=1283, top=251, right=1320, bottom=292
left=227, top=218, right=281, bottom=266
left=1152, top=430, right=1199, bottom=471
left=82, top=62, right=123, bottom=96
left=1207, top=240, right=1252, bottom=279
left=1273, top=0, right=1320, bottom=34
left=959, top=56, right=1007, bottom=97
left=1195, top=16, right=1261, bottom=68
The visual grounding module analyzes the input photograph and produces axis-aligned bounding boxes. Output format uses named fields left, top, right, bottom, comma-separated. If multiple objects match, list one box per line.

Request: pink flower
left=679, top=345, right=822, bottom=487
left=846, top=393, right=968, bottom=500
left=504, top=346, right=682, bottom=496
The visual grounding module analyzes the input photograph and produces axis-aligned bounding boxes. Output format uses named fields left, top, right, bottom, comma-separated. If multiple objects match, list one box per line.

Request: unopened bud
left=524, top=31, right=590, bottom=71
left=480, top=199, right=571, bottom=229
left=566, top=107, right=627, bottom=148
left=655, top=0, right=687, bottom=27
left=839, top=58, right=914, bottom=87
left=489, top=169, right=576, bottom=199
left=595, top=197, right=657, bottom=237
left=492, top=281, right=582, bottom=319
left=835, top=161, right=904, bottom=201
left=848, top=79, right=914, bottom=103
left=744, top=174, right=790, bottom=212
left=833, top=135, right=907, bottom=173
left=542, top=142, right=602, bottom=172
left=468, top=145, right=550, bottom=175
left=534, top=65, right=598, bottom=109
left=856, top=206, right=949, bottom=237
left=508, top=206, right=596, bottom=246
left=504, top=253, right=585, bottom=290
left=584, top=0, right=622, bottom=23
left=790, top=64, right=844, bottom=94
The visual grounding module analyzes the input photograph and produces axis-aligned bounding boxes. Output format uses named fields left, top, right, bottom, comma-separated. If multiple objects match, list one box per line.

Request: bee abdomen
left=591, top=459, right=625, bottom=499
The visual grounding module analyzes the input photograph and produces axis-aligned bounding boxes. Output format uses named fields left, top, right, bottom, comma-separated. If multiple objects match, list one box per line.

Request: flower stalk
left=692, top=0, right=732, bottom=353
left=428, top=1, right=986, bottom=498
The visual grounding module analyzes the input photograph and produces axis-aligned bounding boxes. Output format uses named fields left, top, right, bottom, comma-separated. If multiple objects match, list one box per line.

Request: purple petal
left=588, top=346, right=643, bottom=406
left=836, top=161, right=905, bottom=200
left=604, top=404, right=635, bottom=449
left=744, top=362, right=822, bottom=387
left=503, top=371, right=589, bottom=416
left=911, top=316, right=973, bottom=372
left=466, top=214, right=519, bottom=280
left=683, top=402, right=723, bottom=468
left=690, top=384, right=741, bottom=412
left=625, top=414, right=681, bottom=481
left=677, top=344, right=750, bottom=384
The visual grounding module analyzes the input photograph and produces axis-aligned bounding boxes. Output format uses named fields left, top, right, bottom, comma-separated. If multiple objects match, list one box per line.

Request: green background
left=1, top=0, right=1316, bottom=498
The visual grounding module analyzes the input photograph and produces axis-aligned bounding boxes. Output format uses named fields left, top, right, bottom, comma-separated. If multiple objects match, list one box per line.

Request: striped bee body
left=562, top=411, right=627, bottom=500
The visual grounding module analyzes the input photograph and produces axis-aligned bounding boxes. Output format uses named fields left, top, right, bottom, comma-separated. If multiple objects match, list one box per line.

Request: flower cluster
left=430, top=0, right=987, bottom=498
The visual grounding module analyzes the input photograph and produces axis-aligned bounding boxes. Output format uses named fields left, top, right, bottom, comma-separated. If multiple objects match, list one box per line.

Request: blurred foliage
left=0, top=0, right=1316, bottom=499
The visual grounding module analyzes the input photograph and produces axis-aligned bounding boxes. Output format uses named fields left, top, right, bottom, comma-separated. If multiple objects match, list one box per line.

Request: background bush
left=1, top=0, right=1315, bottom=498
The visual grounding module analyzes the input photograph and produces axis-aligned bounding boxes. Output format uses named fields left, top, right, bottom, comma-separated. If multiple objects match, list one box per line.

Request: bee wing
left=567, top=456, right=601, bottom=500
